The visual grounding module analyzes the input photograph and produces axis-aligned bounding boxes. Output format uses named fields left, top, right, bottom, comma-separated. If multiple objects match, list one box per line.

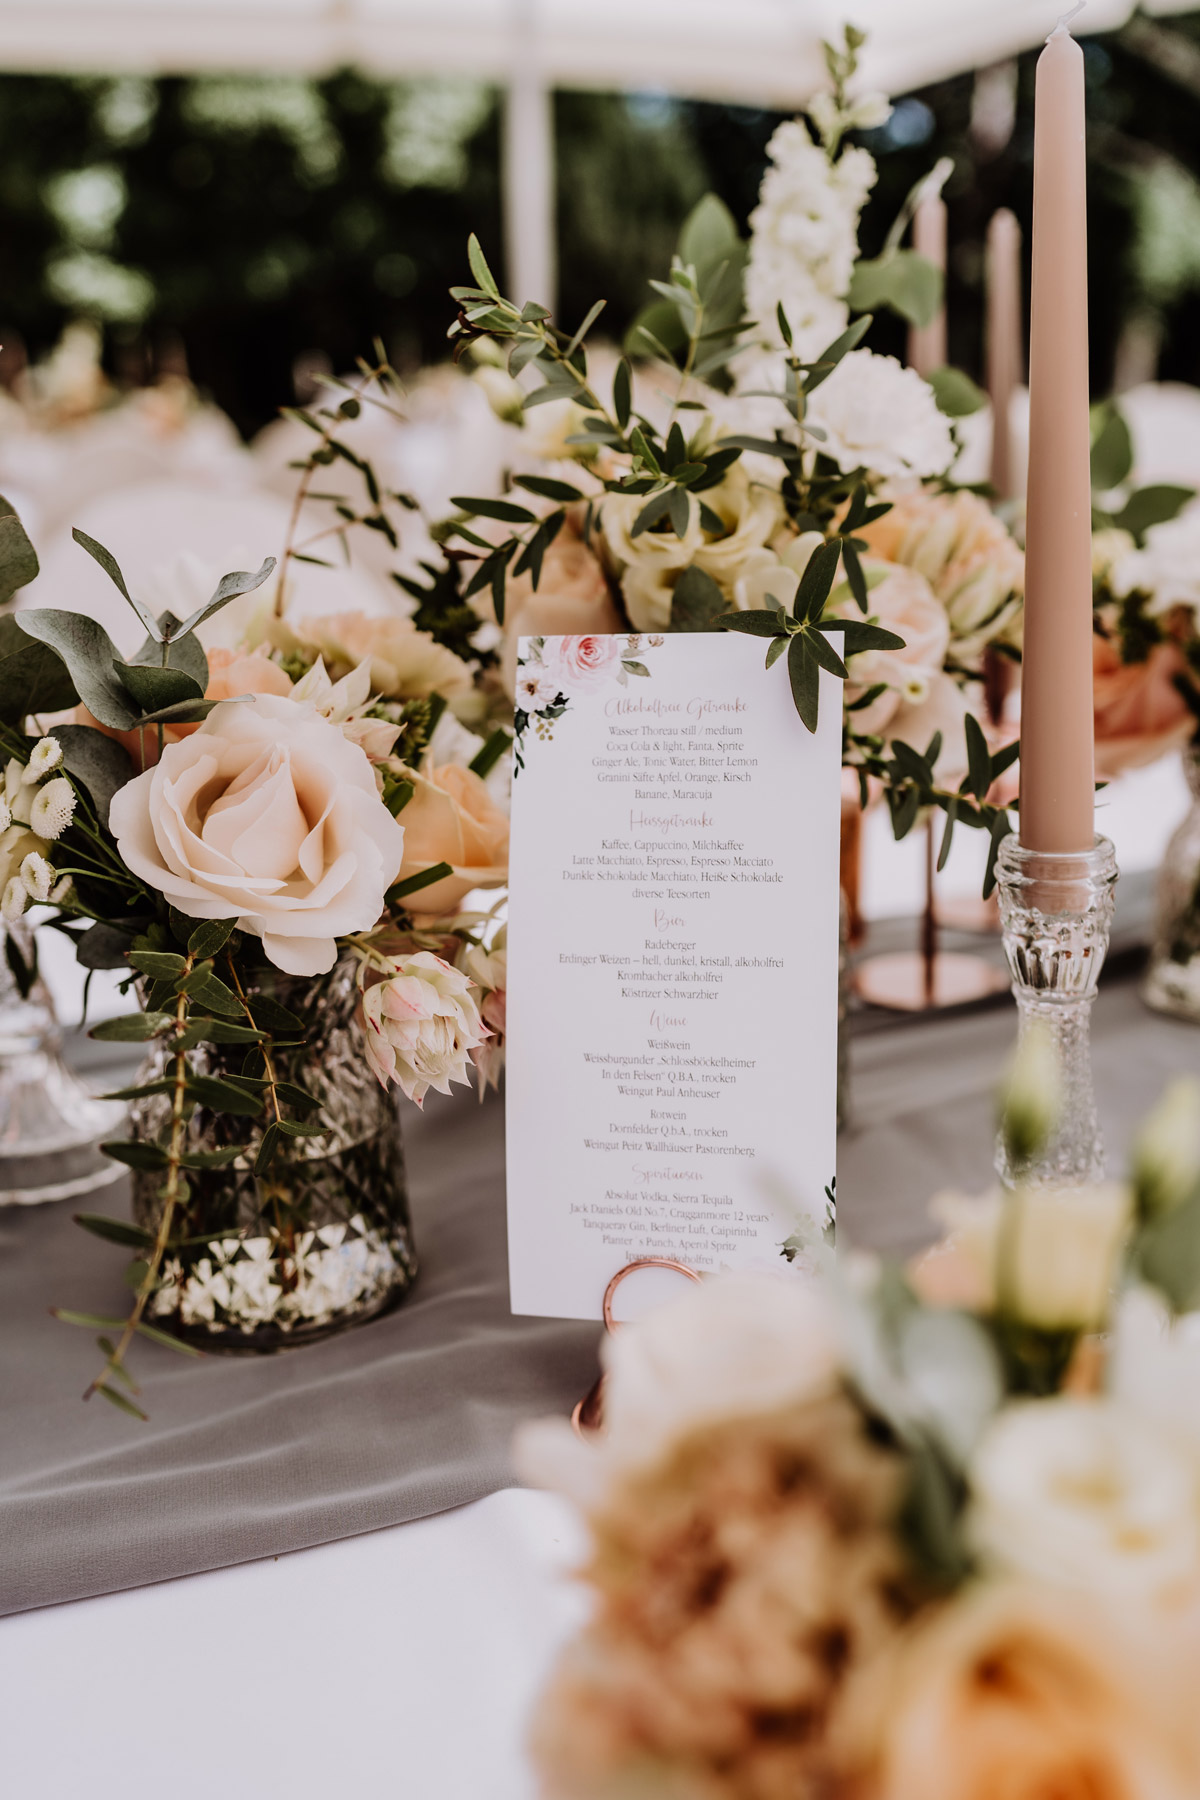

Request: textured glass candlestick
left=995, top=836, right=1118, bottom=1188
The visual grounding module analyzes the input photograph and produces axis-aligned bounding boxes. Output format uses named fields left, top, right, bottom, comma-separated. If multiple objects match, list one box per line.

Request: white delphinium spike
left=19, top=851, right=54, bottom=903
left=29, top=777, right=76, bottom=841
left=23, top=737, right=63, bottom=783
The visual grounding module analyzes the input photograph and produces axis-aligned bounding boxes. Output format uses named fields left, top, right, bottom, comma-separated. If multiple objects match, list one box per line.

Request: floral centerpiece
left=440, top=28, right=1025, bottom=892
left=0, top=369, right=510, bottom=1409
left=517, top=1058, right=1200, bottom=1799
left=1089, top=404, right=1200, bottom=1018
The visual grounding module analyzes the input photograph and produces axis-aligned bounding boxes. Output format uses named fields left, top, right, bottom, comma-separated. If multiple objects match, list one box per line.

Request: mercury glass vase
left=129, top=956, right=416, bottom=1351
left=0, top=921, right=126, bottom=1207
left=1142, top=743, right=1200, bottom=1023
left=994, top=835, right=1118, bottom=1188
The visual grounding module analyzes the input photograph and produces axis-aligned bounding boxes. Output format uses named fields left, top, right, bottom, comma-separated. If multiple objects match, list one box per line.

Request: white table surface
left=0, top=1488, right=588, bottom=1800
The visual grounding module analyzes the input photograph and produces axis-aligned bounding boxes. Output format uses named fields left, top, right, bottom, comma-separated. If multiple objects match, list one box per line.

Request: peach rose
left=80, top=647, right=293, bottom=772
left=873, top=1580, right=1200, bottom=1800
left=267, top=610, right=475, bottom=705
left=500, top=534, right=623, bottom=696
left=860, top=487, right=1024, bottom=662
left=109, top=693, right=405, bottom=976
left=393, top=762, right=509, bottom=916
left=842, top=564, right=952, bottom=736
left=1093, top=636, right=1196, bottom=778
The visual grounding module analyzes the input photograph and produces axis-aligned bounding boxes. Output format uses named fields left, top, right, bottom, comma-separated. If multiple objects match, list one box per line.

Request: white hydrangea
left=1113, top=506, right=1200, bottom=623
left=741, top=119, right=878, bottom=367
left=805, top=349, right=955, bottom=479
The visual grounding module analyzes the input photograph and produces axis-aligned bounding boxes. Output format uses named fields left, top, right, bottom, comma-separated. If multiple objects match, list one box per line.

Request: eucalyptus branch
left=80, top=957, right=196, bottom=1417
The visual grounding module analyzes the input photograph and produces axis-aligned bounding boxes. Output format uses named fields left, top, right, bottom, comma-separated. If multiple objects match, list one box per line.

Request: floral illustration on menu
left=513, top=633, right=663, bottom=772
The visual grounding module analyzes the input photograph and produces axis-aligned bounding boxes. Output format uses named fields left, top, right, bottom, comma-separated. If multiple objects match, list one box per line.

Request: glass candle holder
left=994, top=835, right=1118, bottom=1188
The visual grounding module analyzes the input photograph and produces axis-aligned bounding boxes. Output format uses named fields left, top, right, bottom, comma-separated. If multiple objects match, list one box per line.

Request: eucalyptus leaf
left=1090, top=402, right=1134, bottom=493
left=173, top=557, right=277, bottom=641
left=74, top=1213, right=155, bottom=1248
left=75, top=921, right=137, bottom=970
left=90, top=1011, right=174, bottom=1042
left=0, top=613, right=79, bottom=723
left=113, top=661, right=205, bottom=714
left=187, top=917, right=237, bottom=960
left=927, top=366, right=987, bottom=418
left=1114, top=484, right=1195, bottom=542
left=15, top=610, right=138, bottom=731
left=0, top=503, right=39, bottom=603
left=129, top=617, right=208, bottom=689
left=134, top=697, right=223, bottom=728
left=52, top=724, right=135, bottom=828
left=72, top=528, right=163, bottom=642
left=848, top=250, right=942, bottom=328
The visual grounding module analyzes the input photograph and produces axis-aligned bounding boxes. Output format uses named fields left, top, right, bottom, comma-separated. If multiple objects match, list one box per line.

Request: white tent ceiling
left=0, top=0, right=1196, bottom=105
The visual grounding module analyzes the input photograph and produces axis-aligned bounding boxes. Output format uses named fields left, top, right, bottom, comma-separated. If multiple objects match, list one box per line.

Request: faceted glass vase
left=129, top=956, right=416, bottom=1352
left=1143, top=743, right=1200, bottom=1023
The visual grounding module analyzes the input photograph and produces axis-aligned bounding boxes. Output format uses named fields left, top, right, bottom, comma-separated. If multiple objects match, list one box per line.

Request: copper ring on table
left=602, top=1256, right=704, bottom=1331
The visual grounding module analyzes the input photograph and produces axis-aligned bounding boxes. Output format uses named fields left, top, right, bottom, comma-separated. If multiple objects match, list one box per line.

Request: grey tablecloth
left=3, top=918, right=1197, bottom=1617
left=0, top=1087, right=599, bottom=1617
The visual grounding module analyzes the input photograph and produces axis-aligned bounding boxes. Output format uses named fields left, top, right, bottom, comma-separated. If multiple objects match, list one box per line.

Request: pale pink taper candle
left=1019, top=21, right=1095, bottom=853
left=986, top=208, right=1023, bottom=502
left=908, top=193, right=947, bottom=378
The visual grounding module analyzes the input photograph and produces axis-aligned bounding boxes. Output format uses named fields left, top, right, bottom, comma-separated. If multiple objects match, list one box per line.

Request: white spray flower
left=1, top=877, right=27, bottom=922
left=19, top=852, right=54, bottom=903
left=29, top=777, right=76, bottom=841
left=23, top=737, right=63, bottom=783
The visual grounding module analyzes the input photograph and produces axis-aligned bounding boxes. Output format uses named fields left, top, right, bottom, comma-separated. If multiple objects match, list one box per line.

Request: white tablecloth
left=0, top=1490, right=588, bottom=1800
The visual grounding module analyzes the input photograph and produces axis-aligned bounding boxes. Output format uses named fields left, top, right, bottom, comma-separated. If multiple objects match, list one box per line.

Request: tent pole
left=502, top=64, right=556, bottom=317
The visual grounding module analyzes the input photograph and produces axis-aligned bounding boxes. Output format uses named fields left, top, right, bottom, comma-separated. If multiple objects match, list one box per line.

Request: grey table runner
left=3, top=900, right=1196, bottom=1617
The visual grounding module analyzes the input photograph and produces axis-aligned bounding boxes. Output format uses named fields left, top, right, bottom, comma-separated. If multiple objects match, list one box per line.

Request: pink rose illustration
left=542, top=634, right=623, bottom=695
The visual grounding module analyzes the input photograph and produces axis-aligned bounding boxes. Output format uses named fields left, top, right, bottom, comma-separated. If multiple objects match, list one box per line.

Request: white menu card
left=505, top=631, right=841, bottom=1320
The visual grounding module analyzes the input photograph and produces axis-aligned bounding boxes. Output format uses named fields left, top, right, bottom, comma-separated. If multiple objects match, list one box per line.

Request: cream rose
left=499, top=534, right=623, bottom=697
left=392, top=762, right=509, bottom=916
left=109, top=693, right=406, bottom=977
left=968, top=1398, right=1200, bottom=1606
left=997, top=1180, right=1132, bottom=1333
left=601, top=464, right=782, bottom=630
left=874, top=1580, right=1200, bottom=1800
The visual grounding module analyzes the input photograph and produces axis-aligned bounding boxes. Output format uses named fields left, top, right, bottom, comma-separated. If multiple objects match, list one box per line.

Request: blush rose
left=109, top=693, right=406, bottom=976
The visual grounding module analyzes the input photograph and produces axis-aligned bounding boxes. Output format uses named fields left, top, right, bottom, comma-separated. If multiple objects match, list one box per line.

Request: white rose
left=997, top=1181, right=1132, bottom=1333
left=731, top=532, right=825, bottom=612
left=110, top=693, right=406, bottom=977
left=968, top=1398, right=1200, bottom=1607
left=805, top=349, right=955, bottom=479
left=1113, top=506, right=1200, bottom=624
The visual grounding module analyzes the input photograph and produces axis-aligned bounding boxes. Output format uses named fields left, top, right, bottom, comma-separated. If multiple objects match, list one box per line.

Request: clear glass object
left=994, top=835, right=1118, bottom=1188
left=0, top=921, right=126, bottom=1207
left=1142, top=744, right=1200, bottom=1022
left=129, top=956, right=416, bottom=1351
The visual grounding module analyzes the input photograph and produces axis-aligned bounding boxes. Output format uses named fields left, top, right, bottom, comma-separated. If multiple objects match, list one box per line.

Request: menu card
left=505, top=631, right=841, bottom=1320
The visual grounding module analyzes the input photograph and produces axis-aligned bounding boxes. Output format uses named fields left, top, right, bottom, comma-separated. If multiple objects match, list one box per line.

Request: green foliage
left=848, top=248, right=942, bottom=327
left=0, top=612, right=80, bottom=723
left=927, top=366, right=987, bottom=418
left=0, top=495, right=39, bottom=603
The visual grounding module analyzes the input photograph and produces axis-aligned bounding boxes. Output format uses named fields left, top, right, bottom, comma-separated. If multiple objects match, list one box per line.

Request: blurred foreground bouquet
left=518, top=1064, right=1200, bottom=1799
left=440, top=27, right=1025, bottom=892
